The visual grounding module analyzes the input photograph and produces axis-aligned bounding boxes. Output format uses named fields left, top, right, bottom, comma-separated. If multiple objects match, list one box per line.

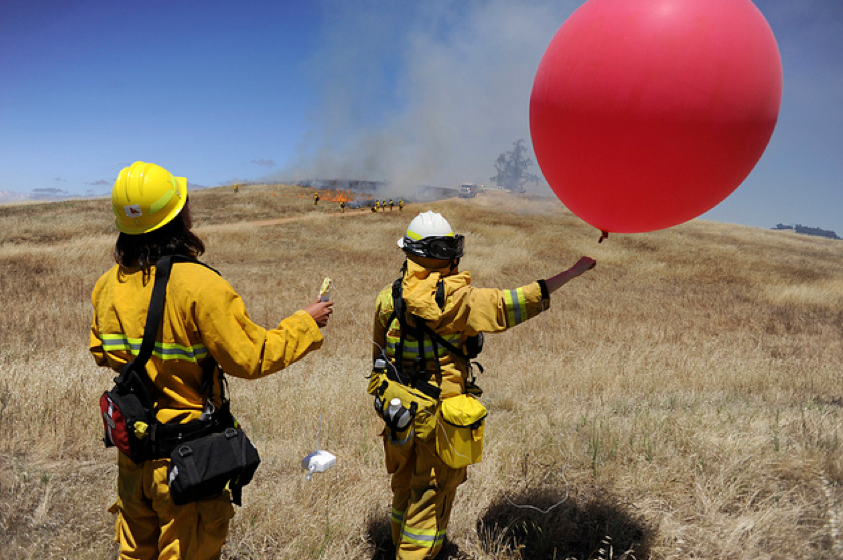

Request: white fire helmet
left=397, top=211, right=464, bottom=260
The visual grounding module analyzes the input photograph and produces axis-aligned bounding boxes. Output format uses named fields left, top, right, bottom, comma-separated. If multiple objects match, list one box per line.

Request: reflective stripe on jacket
left=90, top=261, right=323, bottom=424
left=373, top=259, right=548, bottom=398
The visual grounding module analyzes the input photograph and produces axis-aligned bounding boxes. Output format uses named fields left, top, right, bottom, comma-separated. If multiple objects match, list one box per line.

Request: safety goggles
left=402, top=234, right=465, bottom=260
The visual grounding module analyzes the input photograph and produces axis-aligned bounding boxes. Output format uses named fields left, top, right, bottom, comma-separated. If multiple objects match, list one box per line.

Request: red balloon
left=530, top=0, right=783, bottom=233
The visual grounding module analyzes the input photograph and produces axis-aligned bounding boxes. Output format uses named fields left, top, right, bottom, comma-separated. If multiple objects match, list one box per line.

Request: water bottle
left=386, top=398, right=412, bottom=430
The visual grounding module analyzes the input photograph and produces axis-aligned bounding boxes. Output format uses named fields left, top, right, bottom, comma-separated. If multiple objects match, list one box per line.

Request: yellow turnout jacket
left=373, top=259, right=548, bottom=399
left=90, top=261, right=323, bottom=424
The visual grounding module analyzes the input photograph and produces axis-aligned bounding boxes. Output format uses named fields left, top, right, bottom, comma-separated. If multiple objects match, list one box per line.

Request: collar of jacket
left=117, top=264, right=153, bottom=286
left=402, top=259, right=471, bottom=322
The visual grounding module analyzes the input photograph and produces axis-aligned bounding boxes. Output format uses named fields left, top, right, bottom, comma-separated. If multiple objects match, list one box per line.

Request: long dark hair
left=114, top=212, right=205, bottom=270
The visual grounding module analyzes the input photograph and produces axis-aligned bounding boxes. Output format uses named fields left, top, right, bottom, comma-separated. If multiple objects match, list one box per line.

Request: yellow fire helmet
left=112, top=161, right=188, bottom=234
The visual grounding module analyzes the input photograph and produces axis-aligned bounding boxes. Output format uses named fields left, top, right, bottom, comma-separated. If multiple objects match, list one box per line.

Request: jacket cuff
left=538, top=279, right=550, bottom=301
left=294, top=309, right=324, bottom=342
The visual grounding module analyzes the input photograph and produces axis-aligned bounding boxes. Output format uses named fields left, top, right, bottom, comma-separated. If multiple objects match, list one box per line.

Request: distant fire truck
left=458, top=183, right=480, bottom=198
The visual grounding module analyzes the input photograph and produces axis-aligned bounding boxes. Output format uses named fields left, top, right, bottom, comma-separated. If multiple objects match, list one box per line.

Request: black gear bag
left=167, top=427, right=260, bottom=506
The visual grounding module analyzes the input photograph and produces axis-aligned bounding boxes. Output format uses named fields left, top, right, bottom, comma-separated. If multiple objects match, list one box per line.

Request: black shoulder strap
left=419, top=322, right=469, bottom=362
left=435, top=280, right=446, bottom=310
left=133, top=255, right=175, bottom=370
left=114, top=255, right=175, bottom=388
left=389, top=277, right=407, bottom=366
left=117, top=255, right=219, bottom=385
left=134, top=255, right=219, bottom=369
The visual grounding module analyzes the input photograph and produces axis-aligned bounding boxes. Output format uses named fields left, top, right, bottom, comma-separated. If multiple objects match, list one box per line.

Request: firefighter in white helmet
left=370, top=211, right=595, bottom=560
left=90, top=161, right=333, bottom=559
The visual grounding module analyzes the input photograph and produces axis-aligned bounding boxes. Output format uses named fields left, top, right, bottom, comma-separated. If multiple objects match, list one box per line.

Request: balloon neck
left=598, top=230, right=609, bottom=244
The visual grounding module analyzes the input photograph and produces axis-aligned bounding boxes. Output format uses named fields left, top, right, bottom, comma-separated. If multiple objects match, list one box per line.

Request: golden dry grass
left=1, top=184, right=842, bottom=559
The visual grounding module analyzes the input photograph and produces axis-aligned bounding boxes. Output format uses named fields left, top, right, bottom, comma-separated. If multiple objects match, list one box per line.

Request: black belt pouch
left=167, top=427, right=260, bottom=506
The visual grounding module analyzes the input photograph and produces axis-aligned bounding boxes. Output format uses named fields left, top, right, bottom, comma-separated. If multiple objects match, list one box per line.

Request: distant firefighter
left=340, top=200, right=346, bottom=213
left=314, top=192, right=320, bottom=205
left=389, top=199, right=394, bottom=211
left=398, top=198, right=404, bottom=211
left=234, top=184, right=239, bottom=193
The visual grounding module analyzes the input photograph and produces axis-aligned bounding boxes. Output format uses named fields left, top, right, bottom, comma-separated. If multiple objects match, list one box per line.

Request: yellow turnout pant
left=110, top=452, right=235, bottom=560
left=384, top=434, right=467, bottom=560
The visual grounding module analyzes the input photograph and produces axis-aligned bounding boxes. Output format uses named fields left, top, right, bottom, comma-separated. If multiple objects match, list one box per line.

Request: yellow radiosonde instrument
left=319, top=277, right=333, bottom=302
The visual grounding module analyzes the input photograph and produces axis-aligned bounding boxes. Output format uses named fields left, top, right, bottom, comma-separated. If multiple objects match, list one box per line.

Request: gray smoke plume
left=280, top=0, right=579, bottom=196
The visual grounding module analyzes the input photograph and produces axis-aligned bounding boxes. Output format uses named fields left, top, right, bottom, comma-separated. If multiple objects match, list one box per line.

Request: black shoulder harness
left=386, top=273, right=484, bottom=398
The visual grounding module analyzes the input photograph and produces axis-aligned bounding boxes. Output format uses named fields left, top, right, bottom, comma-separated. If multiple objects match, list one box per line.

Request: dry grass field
left=1, top=184, right=841, bottom=559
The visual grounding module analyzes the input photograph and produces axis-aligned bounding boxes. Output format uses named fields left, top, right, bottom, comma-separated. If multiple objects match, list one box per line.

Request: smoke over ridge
left=279, top=0, right=579, bottom=195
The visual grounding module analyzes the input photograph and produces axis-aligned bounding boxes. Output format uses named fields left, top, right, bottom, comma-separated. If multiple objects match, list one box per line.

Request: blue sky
left=1, top=0, right=841, bottom=235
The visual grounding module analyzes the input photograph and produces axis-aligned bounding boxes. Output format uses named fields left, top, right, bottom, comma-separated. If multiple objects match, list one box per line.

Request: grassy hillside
left=1, top=184, right=841, bottom=559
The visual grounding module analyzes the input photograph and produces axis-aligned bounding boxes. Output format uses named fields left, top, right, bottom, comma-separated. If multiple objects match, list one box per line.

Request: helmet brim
left=140, top=176, right=188, bottom=234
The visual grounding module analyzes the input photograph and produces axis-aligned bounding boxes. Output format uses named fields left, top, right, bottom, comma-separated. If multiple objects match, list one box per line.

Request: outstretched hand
left=571, top=256, right=597, bottom=275
left=304, top=299, right=334, bottom=328
left=544, top=256, right=596, bottom=294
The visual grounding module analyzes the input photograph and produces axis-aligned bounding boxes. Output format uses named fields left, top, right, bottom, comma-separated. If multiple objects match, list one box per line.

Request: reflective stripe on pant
left=385, top=434, right=467, bottom=560
left=111, top=452, right=235, bottom=560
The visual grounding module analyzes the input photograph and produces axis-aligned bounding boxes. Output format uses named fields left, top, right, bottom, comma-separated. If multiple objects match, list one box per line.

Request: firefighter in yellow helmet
left=370, top=211, right=595, bottom=559
left=91, top=161, right=333, bottom=559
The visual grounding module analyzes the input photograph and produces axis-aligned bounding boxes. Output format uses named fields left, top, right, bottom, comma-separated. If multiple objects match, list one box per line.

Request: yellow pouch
left=367, top=370, right=385, bottom=395
left=436, top=394, right=487, bottom=468
left=369, top=371, right=438, bottom=442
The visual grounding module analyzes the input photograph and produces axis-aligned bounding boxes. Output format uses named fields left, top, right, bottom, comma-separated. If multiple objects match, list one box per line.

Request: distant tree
left=794, top=224, right=840, bottom=240
left=771, top=223, right=840, bottom=240
left=491, top=139, right=540, bottom=192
